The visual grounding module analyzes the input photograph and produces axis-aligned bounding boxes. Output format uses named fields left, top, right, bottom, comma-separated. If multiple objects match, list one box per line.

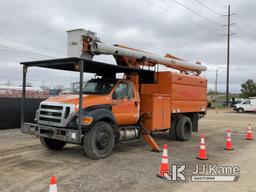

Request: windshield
left=82, top=79, right=116, bottom=95
left=243, top=100, right=250, bottom=104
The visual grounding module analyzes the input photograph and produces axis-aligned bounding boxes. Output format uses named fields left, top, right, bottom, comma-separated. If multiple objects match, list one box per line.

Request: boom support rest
left=140, top=122, right=162, bottom=152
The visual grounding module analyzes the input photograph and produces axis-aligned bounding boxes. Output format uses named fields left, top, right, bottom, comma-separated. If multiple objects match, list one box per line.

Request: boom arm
left=67, top=29, right=207, bottom=75
left=90, top=41, right=207, bottom=75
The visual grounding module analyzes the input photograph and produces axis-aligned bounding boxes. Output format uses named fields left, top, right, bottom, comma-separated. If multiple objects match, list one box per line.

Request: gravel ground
left=0, top=109, right=255, bottom=192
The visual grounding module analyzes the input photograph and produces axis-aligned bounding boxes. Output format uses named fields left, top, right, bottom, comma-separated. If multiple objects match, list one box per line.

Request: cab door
left=112, top=82, right=139, bottom=125
left=243, top=100, right=251, bottom=111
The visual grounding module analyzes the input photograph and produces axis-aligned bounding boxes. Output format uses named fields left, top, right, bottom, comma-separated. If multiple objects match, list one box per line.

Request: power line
left=146, top=0, right=203, bottom=28
left=234, top=34, right=256, bottom=51
left=146, top=0, right=221, bottom=36
left=232, top=38, right=256, bottom=57
left=169, top=0, right=222, bottom=27
left=234, top=24, right=256, bottom=43
left=0, top=44, right=57, bottom=58
left=214, top=0, right=228, bottom=9
left=193, top=0, right=222, bottom=16
left=0, top=35, right=65, bottom=56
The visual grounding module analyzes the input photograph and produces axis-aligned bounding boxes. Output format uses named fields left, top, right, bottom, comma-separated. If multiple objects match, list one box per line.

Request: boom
left=67, top=29, right=207, bottom=75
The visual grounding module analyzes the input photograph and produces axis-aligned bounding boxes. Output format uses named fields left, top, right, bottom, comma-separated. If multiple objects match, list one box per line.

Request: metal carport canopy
left=20, top=57, right=154, bottom=77
left=20, top=57, right=155, bottom=144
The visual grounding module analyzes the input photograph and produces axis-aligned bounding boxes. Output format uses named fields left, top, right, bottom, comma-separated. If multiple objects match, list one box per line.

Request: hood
left=44, top=94, right=112, bottom=110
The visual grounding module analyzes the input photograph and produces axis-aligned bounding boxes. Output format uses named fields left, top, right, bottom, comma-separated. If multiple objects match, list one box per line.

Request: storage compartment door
left=152, top=95, right=170, bottom=131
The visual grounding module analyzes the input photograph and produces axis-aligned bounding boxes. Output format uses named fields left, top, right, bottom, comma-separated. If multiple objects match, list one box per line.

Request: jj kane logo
left=161, top=163, right=240, bottom=182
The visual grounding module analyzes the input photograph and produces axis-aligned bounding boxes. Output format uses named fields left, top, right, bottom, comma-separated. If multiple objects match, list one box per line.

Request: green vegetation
left=240, top=79, right=256, bottom=98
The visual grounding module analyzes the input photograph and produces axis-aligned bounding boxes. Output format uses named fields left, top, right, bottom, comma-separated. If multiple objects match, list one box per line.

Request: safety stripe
left=49, top=184, right=57, bottom=192
left=161, top=158, right=169, bottom=164
left=163, top=149, right=168, bottom=156
left=227, top=138, right=231, bottom=142
left=200, top=145, right=206, bottom=149
left=201, top=138, right=205, bottom=144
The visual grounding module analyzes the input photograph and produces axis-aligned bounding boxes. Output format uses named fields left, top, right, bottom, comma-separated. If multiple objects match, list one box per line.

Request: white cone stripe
left=200, top=145, right=206, bottom=149
left=49, top=184, right=57, bottom=192
left=227, top=132, right=231, bottom=137
left=163, top=149, right=168, bottom=156
left=248, top=130, right=252, bottom=133
left=161, top=158, right=168, bottom=164
left=227, top=138, right=231, bottom=142
left=201, top=138, right=205, bottom=144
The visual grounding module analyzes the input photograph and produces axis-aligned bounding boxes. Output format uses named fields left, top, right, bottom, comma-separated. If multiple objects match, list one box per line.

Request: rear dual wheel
left=169, top=116, right=192, bottom=141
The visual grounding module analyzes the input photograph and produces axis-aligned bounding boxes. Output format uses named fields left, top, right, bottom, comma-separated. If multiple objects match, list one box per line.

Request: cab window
left=243, top=100, right=251, bottom=104
left=127, top=83, right=134, bottom=99
left=81, top=79, right=116, bottom=95
left=112, top=83, right=128, bottom=100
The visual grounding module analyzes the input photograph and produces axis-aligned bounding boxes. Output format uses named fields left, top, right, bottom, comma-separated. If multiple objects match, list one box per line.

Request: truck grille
left=38, top=103, right=74, bottom=127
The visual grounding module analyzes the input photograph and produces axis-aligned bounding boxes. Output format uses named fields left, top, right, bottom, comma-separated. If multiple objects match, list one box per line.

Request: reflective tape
left=163, top=149, right=168, bottom=156
left=162, top=158, right=169, bottom=164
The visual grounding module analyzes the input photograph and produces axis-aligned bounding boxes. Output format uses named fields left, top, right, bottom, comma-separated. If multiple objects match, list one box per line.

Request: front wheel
left=237, top=108, right=244, bottom=113
left=40, top=137, right=66, bottom=150
left=83, top=121, right=115, bottom=160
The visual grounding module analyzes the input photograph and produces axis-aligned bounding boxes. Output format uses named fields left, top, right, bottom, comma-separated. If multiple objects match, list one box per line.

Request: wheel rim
left=95, top=130, right=110, bottom=150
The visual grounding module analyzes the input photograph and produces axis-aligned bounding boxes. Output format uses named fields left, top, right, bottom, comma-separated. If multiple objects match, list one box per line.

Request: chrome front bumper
left=21, top=122, right=81, bottom=144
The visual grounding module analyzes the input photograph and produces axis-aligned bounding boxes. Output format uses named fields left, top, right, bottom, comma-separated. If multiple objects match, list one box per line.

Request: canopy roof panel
left=20, top=57, right=154, bottom=76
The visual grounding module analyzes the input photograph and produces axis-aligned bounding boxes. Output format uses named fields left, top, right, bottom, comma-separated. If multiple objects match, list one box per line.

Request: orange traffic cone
left=157, top=144, right=169, bottom=177
left=246, top=123, right=253, bottom=140
left=225, top=129, right=234, bottom=150
left=49, top=176, right=57, bottom=192
left=197, top=134, right=208, bottom=160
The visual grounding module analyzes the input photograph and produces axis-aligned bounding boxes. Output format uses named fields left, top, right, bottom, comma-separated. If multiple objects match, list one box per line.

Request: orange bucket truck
left=21, top=29, right=207, bottom=159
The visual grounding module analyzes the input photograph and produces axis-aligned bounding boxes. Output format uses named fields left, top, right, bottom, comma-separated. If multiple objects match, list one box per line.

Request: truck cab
left=234, top=99, right=256, bottom=113
left=37, top=78, right=140, bottom=128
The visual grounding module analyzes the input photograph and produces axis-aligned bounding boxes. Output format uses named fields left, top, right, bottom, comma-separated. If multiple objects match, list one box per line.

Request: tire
left=169, top=118, right=177, bottom=140
left=237, top=108, right=244, bottom=113
left=83, top=121, right=115, bottom=160
left=40, top=137, right=66, bottom=150
left=176, top=116, right=192, bottom=141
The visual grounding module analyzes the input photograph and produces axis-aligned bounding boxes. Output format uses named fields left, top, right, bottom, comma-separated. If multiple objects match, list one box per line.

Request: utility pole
left=223, top=5, right=235, bottom=107
left=215, top=70, right=218, bottom=113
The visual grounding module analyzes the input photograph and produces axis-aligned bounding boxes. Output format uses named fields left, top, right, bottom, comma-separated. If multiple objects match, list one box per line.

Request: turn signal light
left=82, top=116, right=93, bottom=125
